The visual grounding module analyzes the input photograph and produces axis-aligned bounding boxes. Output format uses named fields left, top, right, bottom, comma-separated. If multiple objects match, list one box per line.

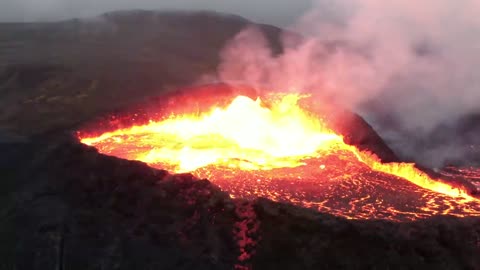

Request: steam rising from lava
left=211, top=0, right=480, bottom=167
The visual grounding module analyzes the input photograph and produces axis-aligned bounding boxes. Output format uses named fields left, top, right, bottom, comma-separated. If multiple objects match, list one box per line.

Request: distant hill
left=0, top=10, right=283, bottom=136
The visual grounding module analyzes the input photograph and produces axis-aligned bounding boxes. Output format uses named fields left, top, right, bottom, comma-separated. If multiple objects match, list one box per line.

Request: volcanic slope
left=2, top=136, right=480, bottom=270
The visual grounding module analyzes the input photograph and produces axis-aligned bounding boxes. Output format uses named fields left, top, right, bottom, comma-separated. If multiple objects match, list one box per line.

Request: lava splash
left=79, top=92, right=480, bottom=221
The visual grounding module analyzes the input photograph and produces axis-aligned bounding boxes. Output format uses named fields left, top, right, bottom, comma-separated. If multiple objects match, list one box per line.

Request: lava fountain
left=78, top=90, right=480, bottom=221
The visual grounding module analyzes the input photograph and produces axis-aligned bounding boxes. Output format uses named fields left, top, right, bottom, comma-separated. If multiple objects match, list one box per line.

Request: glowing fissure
left=79, top=93, right=480, bottom=220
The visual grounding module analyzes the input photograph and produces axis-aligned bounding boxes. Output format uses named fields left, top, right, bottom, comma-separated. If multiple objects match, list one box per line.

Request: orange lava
left=79, top=93, right=480, bottom=221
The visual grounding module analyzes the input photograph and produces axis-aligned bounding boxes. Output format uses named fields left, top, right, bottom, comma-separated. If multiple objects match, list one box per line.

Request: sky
left=0, top=0, right=312, bottom=26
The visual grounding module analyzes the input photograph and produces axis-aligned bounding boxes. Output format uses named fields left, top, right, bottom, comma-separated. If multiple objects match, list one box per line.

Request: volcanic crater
left=77, top=83, right=480, bottom=222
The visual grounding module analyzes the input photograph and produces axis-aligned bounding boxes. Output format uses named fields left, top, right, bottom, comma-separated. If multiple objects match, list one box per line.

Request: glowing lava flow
left=79, top=93, right=480, bottom=221
left=81, top=94, right=341, bottom=172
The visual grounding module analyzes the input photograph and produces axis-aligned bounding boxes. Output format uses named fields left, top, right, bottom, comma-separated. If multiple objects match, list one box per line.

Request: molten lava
left=79, top=93, right=480, bottom=221
left=81, top=94, right=341, bottom=172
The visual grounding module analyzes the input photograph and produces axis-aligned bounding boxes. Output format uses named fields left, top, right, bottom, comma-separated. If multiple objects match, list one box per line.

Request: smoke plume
left=214, top=0, right=480, bottom=168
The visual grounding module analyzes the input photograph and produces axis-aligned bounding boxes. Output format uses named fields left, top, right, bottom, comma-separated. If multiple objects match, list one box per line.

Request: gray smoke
left=215, top=0, right=480, bottom=168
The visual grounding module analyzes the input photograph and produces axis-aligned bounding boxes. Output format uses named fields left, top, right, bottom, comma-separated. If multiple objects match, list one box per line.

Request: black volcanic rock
left=328, top=109, right=399, bottom=162
left=2, top=135, right=238, bottom=269
left=253, top=199, right=480, bottom=270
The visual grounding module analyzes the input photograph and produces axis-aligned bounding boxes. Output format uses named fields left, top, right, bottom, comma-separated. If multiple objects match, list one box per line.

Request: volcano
left=78, top=84, right=480, bottom=222
left=2, top=11, right=480, bottom=270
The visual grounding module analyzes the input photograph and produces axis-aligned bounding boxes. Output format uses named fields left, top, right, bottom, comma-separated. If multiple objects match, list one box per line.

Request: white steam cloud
left=214, top=0, right=480, bottom=167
